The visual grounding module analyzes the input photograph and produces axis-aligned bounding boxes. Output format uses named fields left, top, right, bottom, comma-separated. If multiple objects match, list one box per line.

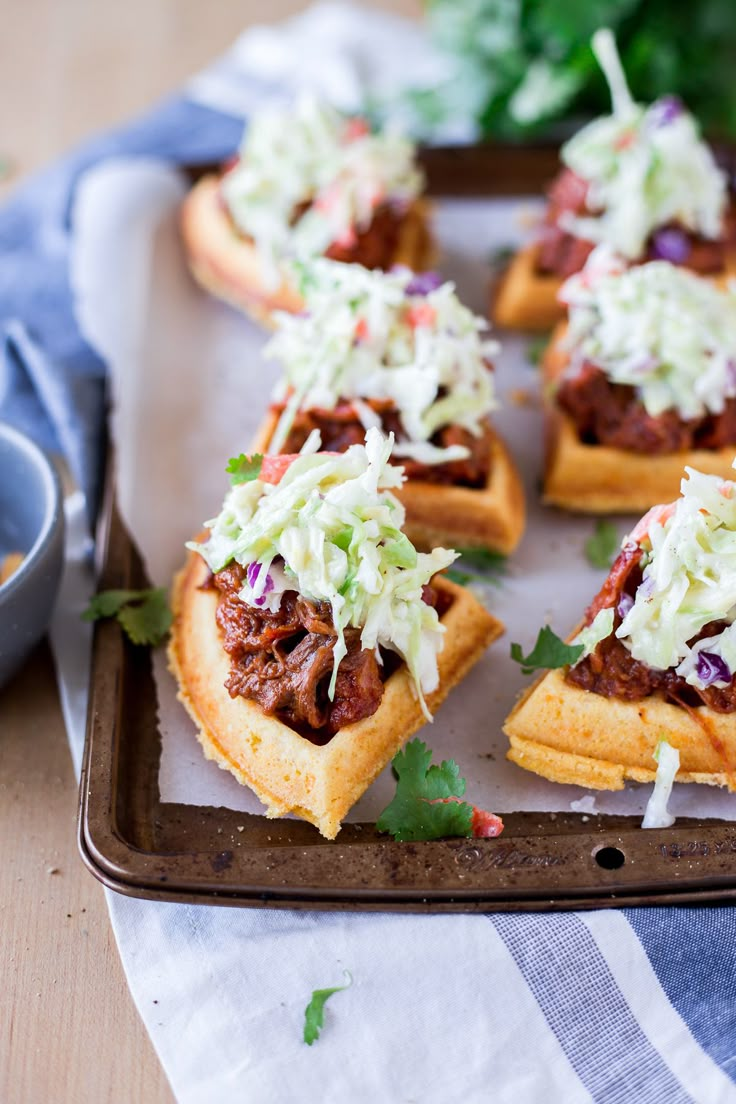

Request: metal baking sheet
left=78, top=145, right=736, bottom=910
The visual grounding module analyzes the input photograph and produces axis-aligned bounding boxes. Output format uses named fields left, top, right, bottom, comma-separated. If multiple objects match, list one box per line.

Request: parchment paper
left=72, top=158, right=736, bottom=823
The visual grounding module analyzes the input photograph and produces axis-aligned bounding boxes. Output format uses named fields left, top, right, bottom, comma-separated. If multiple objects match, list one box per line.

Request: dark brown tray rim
left=79, top=143, right=736, bottom=911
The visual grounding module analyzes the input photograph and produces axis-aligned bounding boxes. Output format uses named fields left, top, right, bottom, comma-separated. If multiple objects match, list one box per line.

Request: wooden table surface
left=0, top=2, right=418, bottom=1100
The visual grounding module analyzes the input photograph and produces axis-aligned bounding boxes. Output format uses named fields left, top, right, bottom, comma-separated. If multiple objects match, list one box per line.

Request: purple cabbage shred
left=696, top=650, right=731, bottom=687
left=650, top=96, right=684, bottom=127
left=726, top=359, right=736, bottom=392
left=405, top=270, right=444, bottom=296
left=246, top=562, right=274, bottom=606
left=617, top=592, right=634, bottom=619
left=651, top=227, right=691, bottom=264
left=637, top=576, right=655, bottom=599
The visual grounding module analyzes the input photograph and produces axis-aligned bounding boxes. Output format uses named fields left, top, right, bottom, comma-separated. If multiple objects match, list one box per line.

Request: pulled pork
left=537, top=168, right=729, bottom=278
left=208, top=564, right=448, bottom=741
left=567, top=546, right=736, bottom=712
left=556, top=362, right=736, bottom=455
left=278, top=403, right=494, bottom=488
left=323, top=203, right=404, bottom=269
left=221, top=177, right=405, bottom=271
left=210, top=564, right=383, bottom=739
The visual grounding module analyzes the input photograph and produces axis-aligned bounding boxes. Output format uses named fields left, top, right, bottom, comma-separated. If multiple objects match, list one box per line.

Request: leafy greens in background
left=399, top=0, right=736, bottom=140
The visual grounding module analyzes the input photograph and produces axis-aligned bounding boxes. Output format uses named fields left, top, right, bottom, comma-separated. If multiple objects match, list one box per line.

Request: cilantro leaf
left=376, top=739, right=474, bottom=842
left=526, top=335, right=549, bottom=368
left=453, top=547, right=507, bottom=587
left=83, top=587, right=172, bottom=647
left=82, top=589, right=143, bottom=620
left=117, top=588, right=173, bottom=645
left=510, top=625, right=583, bottom=676
left=445, top=567, right=473, bottom=587
left=303, top=971, right=352, bottom=1046
left=226, top=452, right=263, bottom=485
left=585, top=520, right=619, bottom=570
left=488, top=244, right=514, bottom=270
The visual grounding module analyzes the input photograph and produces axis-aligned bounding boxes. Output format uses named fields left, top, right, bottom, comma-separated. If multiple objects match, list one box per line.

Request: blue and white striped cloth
left=4, top=5, right=736, bottom=1101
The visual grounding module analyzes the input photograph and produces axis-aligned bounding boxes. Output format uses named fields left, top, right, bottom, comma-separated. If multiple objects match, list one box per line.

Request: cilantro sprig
left=376, top=739, right=474, bottom=841
left=510, top=625, right=583, bottom=675
left=448, top=547, right=507, bottom=589
left=526, top=335, right=549, bottom=368
left=487, top=244, right=514, bottom=270
left=226, top=452, right=263, bottom=485
left=445, top=567, right=472, bottom=586
left=83, top=587, right=172, bottom=646
left=303, top=971, right=352, bottom=1046
left=584, top=520, right=619, bottom=570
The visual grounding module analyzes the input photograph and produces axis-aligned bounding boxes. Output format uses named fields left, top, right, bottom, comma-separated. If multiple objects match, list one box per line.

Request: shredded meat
left=537, top=170, right=595, bottom=277
left=537, top=167, right=730, bottom=277
left=211, top=563, right=448, bottom=741
left=324, top=203, right=404, bottom=269
left=556, top=362, right=736, bottom=455
left=213, top=565, right=385, bottom=739
left=222, top=176, right=405, bottom=271
left=279, top=402, right=494, bottom=488
left=566, top=548, right=736, bottom=712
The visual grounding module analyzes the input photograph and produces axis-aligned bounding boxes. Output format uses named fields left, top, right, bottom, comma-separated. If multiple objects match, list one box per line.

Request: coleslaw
left=560, top=246, right=736, bottom=421
left=558, top=30, right=727, bottom=259
left=221, top=94, right=422, bottom=281
left=265, top=259, right=499, bottom=461
left=188, top=428, right=457, bottom=719
left=587, top=464, right=736, bottom=691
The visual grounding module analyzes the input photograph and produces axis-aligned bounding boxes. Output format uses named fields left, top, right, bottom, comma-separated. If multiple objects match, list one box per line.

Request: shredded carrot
left=406, top=303, right=436, bottom=329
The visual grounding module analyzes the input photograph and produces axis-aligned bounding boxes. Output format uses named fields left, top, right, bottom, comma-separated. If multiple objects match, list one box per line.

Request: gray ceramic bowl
left=0, top=423, right=65, bottom=688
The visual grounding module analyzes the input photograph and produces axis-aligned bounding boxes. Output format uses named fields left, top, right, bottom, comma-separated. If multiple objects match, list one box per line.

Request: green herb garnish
left=526, top=335, right=549, bottom=368
left=452, top=547, right=507, bottom=587
left=83, top=587, right=172, bottom=646
left=226, top=453, right=263, bottom=485
left=303, top=971, right=352, bottom=1045
left=510, top=625, right=583, bottom=675
left=488, top=244, right=515, bottom=270
left=445, top=567, right=473, bottom=586
left=584, top=520, right=619, bottom=569
left=376, top=739, right=474, bottom=841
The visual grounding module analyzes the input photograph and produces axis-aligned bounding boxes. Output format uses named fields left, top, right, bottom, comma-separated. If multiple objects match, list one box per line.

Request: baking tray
left=79, top=145, right=736, bottom=911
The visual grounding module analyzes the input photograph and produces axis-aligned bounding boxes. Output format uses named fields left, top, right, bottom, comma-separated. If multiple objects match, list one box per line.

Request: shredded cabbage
left=187, top=428, right=457, bottom=718
left=265, top=260, right=499, bottom=461
left=642, top=739, right=680, bottom=829
left=221, top=94, right=422, bottom=283
left=573, top=607, right=615, bottom=660
left=560, top=245, right=736, bottom=420
left=614, top=464, right=736, bottom=688
left=558, top=30, right=727, bottom=259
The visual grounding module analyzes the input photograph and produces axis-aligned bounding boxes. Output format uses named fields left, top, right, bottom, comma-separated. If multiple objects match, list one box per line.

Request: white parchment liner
left=72, top=158, right=736, bottom=823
